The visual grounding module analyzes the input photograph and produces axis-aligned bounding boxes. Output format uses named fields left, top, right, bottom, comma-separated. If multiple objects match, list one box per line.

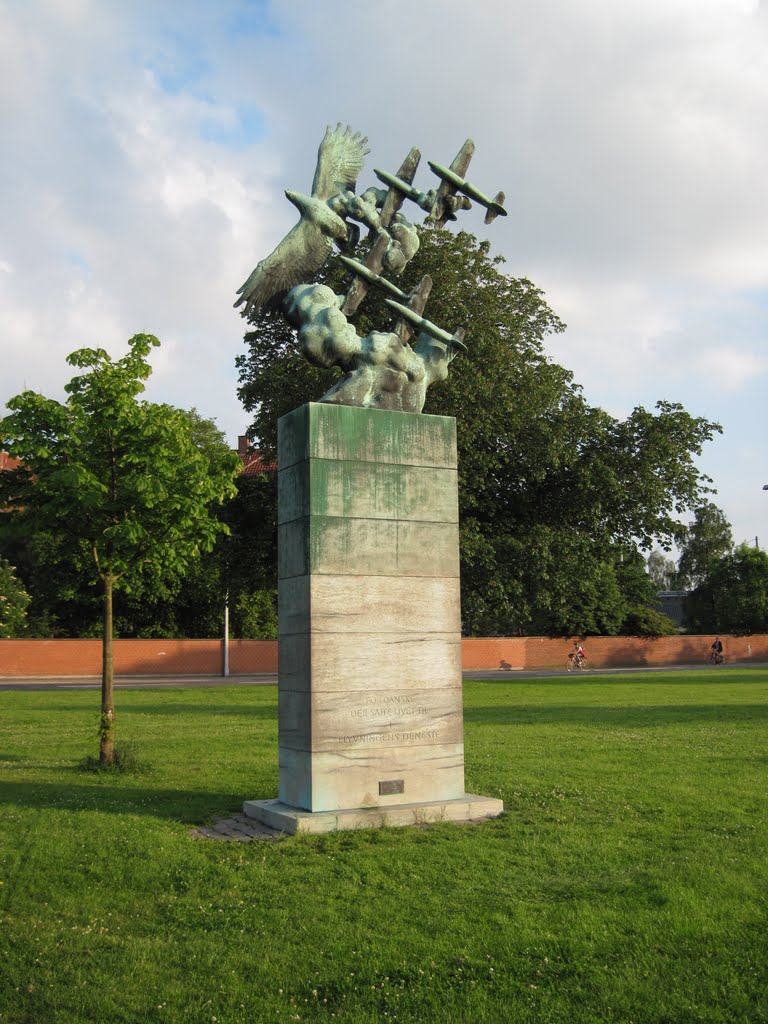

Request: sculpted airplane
left=427, top=160, right=507, bottom=225
left=340, top=146, right=423, bottom=317
left=425, top=138, right=475, bottom=227
left=373, top=168, right=436, bottom=216
left=337, top=255, right=410, bottom=302
left=384, top=299, right=468, bottom=353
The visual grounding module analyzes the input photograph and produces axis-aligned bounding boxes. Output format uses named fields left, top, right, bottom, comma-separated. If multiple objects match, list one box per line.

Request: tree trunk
left=99, top=573, right=116, bottom=765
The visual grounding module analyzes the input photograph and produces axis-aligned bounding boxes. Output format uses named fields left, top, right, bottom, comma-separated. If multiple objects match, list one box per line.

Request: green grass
left=1, top=671, right=767, bottom=1023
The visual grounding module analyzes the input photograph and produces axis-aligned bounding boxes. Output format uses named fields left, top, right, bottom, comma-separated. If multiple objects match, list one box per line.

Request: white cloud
left=1, top=0, right=767, bottom=544
left=700, top=348, right=768, bottom=391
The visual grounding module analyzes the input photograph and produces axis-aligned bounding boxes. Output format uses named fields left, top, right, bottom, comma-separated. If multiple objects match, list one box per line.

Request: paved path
left=1, top=662, right=762, bottom=690
left=0, top=673, right=278, bottom=690
left=463, top=661, right=767, bottom=679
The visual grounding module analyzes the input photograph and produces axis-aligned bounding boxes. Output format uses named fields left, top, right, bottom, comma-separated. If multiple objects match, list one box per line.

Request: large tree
left=0, top=335, right=239, bottom=763
left=237, top=229, right=721, bottom=635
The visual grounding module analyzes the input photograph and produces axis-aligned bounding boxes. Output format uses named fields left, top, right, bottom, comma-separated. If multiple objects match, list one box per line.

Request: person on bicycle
left=711, top=637, right=724, bottom=663
left=572, top=640, right=586, bottom=666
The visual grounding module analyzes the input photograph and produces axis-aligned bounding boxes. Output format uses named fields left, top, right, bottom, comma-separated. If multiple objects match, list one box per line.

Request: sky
left=1, top=0, right=766, bottom=551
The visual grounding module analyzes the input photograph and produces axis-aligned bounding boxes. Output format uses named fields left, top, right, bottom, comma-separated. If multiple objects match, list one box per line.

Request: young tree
left=236, top=229, right=722, bottom=636
left=0, top=407, right=241, bottom=641
left=111, top=407, right=245, bottom=640
left=0, top=335, right=239, bottom=763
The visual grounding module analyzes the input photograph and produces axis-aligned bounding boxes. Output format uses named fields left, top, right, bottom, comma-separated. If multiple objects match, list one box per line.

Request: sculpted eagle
left=234, top=124, right=371, bottom=318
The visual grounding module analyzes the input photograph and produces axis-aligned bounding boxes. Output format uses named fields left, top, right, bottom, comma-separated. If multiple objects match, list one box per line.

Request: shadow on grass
left=0, top=779, right=272, bottom=822
left=17, top=703, right=277, bottom=718
left=121, top=703, right=277, bottom=718
left=466, top=672, right=768, bottom=686
left=464, top=704, right=768, bottom=726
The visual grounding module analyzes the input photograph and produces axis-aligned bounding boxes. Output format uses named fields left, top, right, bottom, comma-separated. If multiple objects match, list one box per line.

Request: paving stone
left=190, top=814, right=287, bottom=842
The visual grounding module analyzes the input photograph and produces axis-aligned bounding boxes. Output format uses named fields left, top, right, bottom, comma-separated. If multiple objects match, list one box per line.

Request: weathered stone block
left=278, top=403, right=457, bottom=471
left=277, top=631, right=462, bottom=693
left=243, top=794, right=506, bottom=835
left=243, top=403, right=502, bottom=825
left=279, top=575, right=461, bottom=637
left=278, top=686, right=464, bottom=753
left=278, top=741, right=466, bottom=811
left=278, top=460, right=459, bottom=525
left=278, top=518, right=460, bottom=579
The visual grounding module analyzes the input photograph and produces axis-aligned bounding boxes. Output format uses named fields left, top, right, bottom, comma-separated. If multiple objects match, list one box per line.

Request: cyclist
left=571, top=640, right=586, bottom=668
left=710, top=637, right=724, bottom=665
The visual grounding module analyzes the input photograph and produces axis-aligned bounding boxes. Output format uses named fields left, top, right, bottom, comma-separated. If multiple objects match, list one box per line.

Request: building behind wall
left=655, top=590, right=689, bottom=630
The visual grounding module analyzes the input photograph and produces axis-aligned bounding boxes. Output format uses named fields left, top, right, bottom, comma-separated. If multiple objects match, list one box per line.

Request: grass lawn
left=1, top=670, right=767, bottom=1024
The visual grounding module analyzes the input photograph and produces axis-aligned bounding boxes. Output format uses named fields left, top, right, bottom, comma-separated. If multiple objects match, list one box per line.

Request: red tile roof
left=239, top=449, right=276, bottom=475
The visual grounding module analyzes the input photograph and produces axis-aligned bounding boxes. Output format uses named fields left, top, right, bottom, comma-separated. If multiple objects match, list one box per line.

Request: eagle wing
left=234, top=219, right=333, bottom=316
left=311, top=123, right=370, bottom=200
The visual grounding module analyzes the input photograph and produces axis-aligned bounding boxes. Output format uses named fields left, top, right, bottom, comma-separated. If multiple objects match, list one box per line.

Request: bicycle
left=705, top=651, right=725, bottom=666
left=566, top=653, right=589, bottom=671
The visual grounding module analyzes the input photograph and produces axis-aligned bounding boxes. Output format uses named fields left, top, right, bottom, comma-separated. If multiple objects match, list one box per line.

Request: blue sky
left=1, top=0, right=766, bottom=550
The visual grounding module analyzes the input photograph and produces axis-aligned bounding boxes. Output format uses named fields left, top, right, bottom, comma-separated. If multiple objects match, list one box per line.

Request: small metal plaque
left=379, top=779, right=405, bottom=796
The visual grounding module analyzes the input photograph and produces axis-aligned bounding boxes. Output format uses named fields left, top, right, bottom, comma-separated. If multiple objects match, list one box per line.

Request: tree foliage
left=0, top=558, right=30, bottom=637
left=647, top=550, right=680, bottom=591
left=686, top=544, right=768, bottom=635
left=0, top=334, right=239, bottom=761
left=0, top=516, right=97, bottom=637
left=1, top=409, right=279, bottom=642
left=233, top=589, right=278, bottom=640
left=237, top=229, right=721, bottom=636
left=620, top=605, right=678, bottom=638
left=676, top=502, right=734, bottom=589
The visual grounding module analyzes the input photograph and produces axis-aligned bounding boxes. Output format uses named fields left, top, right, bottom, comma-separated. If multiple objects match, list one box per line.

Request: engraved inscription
left=351, top=705, right=427, bottom=719
left=308, top=687, right=463, bottom=752
left=364, top=694, right=418, bottom=704
left=335, top=729, right=440, bottom=746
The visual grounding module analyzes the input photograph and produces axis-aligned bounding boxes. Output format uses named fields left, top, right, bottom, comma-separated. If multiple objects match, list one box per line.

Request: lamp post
left=223, top=592, right=230, bottom=678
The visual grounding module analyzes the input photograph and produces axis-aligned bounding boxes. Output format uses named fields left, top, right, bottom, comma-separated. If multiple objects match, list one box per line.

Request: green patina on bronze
left=236, top=126, right=507, bottom=414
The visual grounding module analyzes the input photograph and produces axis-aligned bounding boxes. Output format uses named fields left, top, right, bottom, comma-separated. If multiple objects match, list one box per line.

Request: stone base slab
left=242, top=794, right=504, bottom=835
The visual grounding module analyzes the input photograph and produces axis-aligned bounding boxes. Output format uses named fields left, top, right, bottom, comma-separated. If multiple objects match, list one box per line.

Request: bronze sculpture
left=235, top=125, right=506, bottom=413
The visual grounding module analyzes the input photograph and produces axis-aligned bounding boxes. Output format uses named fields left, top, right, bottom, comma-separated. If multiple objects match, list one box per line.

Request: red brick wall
left=1, top=635, right=765, bottom=678
left=0, top=639, right=278, bottom=677
left=462, top=634, right=768, bottom=670
left=229, top=640, right=278, bottom=674
left=462, top=638, right=527, bottom=671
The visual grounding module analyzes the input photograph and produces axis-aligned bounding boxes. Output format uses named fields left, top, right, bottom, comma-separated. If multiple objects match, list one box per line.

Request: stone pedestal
left=243, top=403, right=503, bottom=833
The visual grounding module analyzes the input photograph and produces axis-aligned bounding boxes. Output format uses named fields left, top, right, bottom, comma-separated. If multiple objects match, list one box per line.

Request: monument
left=237, top=125, right=505, bottom=832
